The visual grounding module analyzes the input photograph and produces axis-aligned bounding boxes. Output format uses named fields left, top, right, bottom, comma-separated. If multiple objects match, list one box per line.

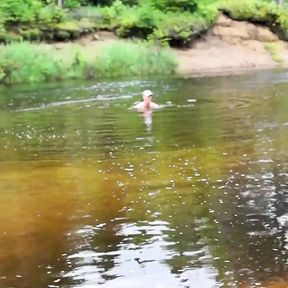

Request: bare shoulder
left=133, top=102, right=144, bottom=109
left=132, top=102, right=160, bottom=110
left=151, top=102, right=160, bottom=109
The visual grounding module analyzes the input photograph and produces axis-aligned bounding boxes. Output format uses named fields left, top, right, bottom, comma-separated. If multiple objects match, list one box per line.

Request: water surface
left=0, top=71, right=288, bottom=288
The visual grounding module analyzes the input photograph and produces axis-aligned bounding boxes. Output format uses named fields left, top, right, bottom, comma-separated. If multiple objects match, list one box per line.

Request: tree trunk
left=57, top=0, right=63, bottom=7
left=276, top=0, right=284, bottom=5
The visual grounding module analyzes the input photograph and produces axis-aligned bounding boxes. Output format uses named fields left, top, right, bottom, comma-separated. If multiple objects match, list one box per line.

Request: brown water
left=0, top=71, right=288, bottom=288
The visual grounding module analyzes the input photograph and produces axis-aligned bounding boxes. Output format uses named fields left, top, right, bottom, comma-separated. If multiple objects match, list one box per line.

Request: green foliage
left=100, top=0, right=126, bottom=27
left=0, top=0, right=62, bottom=26
left=116, top=3, right=161, bottom=38
left=37, top=4, right=65, bottom=24
left=265, top=42, right=282, bottom=63
left=2, top=0, right=288, bottom=49
left=51, top=18, right=96, bottom=40
left=0, top=41, right=177, bottom=84
left=0, top=31, right=22, bottom=43
left=149, top=0, right=198, bottom=12
left=121, top=0, right=139, bottom=5
left=151, top=9, right=218, bottom=47
left=0, top=0, right=43, bottom=23
left=95, top=40, right=177, bottom=77
left=64, top=0, right=82, bottom=9
left=18, top=28, right=41, bottom=41
left=0, top=42, right=89, bottom=83
left=219, top=0, right=288, bottom=40
left=0, top=0, right=65, bottom=42
left=93, top=0, right=218, bottom=46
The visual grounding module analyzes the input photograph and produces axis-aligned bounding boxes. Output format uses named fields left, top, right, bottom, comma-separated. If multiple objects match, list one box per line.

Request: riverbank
left=2, top=13, right=288, bottom=84
left=176, top=14, right=288, bottom=76
left=72, top=14, right=288, bottom=77
left=2, top=0, right=288, bottom=83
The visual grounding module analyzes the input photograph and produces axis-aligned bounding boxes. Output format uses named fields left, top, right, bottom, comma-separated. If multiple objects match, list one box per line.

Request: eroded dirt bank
left=54, top=14, right=288, bottom=77
left=175, top=14, right=288, bottom=76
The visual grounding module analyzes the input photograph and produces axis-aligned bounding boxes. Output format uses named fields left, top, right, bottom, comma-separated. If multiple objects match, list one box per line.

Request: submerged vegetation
left=0, top=41, right=176, bottom=83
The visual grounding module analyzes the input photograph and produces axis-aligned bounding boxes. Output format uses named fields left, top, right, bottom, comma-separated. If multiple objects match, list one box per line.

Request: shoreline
left=174, top=39, right=284, bottom=77
left=176, top=65, right=281, bottom=78
left=38, top=14, right=288, bottom=80
left=3, top=13, right=288, bottom=84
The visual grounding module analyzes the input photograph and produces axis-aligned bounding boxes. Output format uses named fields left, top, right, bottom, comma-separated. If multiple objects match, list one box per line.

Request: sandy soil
left=174, top=14, right=288, bottom=76
left=175, top=36, right=281, bottom=76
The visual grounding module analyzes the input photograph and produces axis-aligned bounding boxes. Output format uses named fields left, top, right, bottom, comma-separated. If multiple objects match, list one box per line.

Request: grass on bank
left=0, top=40, right=177, bottom=84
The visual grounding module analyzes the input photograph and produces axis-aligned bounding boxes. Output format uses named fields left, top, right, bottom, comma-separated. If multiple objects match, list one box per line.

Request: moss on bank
left=0, top=41, right=177, bottom=84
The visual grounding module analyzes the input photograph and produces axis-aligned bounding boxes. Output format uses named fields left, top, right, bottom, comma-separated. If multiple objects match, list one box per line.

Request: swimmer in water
left=134, top=90, right=159, bottom=111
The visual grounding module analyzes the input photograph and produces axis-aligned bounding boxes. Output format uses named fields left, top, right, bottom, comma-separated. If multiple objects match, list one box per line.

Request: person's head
left=142, top=90, right=153, bottom=103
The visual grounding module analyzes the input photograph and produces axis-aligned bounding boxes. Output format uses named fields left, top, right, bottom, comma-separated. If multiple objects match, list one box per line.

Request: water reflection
left=141, top=109, right=153, bottom=132
left=0, top=71, right=288, bottom=288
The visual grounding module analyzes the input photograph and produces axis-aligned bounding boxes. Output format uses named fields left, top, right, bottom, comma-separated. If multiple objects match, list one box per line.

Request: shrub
left=219, top=0, right=288, bottom=40
left=0, top=31, right=22, bottom=43
left=18, top=28, right=41, bottom=41
left=116, top=3, right=161, bottom=38
left=149, top=0, right=198, bottom=12
left=93, top=0, right=218, bottom=46
left=0, top=1, right=66, bottom=43
left=37, top=4, right=65, bottom=24
left=0, top=0, right=44, bottom=24
left=64, top=0, right=82, bottom=9
left=151, top=9, right=218, bottom=47
left=100, top=0, right=126, bottom=28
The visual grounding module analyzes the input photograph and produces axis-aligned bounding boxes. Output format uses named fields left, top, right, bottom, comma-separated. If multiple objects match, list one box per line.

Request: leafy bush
left=64, top=0, right=82, bottom=9
left=149, top=0, right=198, bottom=12
left=18, top=28, right=41, bottom=41
left=219, top=0, right=288, bottom=40
left=151, top=7, right=218, bottom=47
left=116, top=3, right=161, bottom=38
left=93, top=0, right=218, bottom=46
left=0, top=31, right=22, bottom=43
left=0, top=0, right=43, bottom=23
left=0, top=0, right=65, bottom=42
left=37, top=4, right=65, bottom=24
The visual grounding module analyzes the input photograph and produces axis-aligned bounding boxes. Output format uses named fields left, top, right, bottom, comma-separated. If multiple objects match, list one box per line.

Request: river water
left=0, top=70, right=287, bottom=288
